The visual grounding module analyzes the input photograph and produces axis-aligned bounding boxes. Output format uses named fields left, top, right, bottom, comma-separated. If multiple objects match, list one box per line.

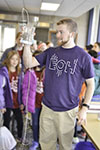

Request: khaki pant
left=39, top=104, right=78, bottom=150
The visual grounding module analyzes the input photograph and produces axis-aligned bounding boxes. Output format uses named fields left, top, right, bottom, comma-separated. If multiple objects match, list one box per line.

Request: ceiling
left=0, top=0, right=100, bottom=18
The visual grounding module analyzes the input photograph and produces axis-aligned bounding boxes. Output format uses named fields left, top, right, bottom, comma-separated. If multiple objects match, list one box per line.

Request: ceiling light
left=41, top=2, right=60, bottom=11
left=38, top=22, right=50, bottom=28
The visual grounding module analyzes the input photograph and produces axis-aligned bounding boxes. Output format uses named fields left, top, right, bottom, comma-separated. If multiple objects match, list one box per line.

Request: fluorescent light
left=41, top=2, right=60, bottom=11
left=38, top=22, right=50, bottom=28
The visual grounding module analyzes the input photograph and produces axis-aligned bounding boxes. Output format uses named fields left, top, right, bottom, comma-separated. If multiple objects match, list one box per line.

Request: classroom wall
left=31, top=12, right=89, bottom=48
left=75, top=12, right=89, bottom=48
left=0, top=11, right=89, bottom=53
left=30, top=12, right=89, bottom=48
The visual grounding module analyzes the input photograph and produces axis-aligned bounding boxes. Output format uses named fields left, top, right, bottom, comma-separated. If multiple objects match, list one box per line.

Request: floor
left=15, top=122, right=84, bottom=150
left=7, top=113, right=87, bottom=150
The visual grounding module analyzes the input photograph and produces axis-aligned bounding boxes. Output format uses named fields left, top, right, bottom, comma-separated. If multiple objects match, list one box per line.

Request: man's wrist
left=82, top=103, right=90, bottom=109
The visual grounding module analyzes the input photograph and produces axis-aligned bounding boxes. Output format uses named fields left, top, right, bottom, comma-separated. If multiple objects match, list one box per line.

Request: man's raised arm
left=23, top=45, right=40, bottom=69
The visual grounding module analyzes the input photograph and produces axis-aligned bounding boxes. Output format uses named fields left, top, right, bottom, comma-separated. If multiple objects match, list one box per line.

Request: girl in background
left=29, top=51, right=45, bottom=150
left=0, top=51, right=24, bottom=143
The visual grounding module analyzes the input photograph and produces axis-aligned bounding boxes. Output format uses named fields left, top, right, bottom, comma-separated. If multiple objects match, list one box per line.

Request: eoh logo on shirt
left=10, top=76, right=18, bottom=93
left=36, top=78, right=44, bottom=94
left=49, top=54, right=78, bottom=77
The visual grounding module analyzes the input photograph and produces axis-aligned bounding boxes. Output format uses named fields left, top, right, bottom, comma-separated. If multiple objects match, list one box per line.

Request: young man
left=23, top=18, right=94, bottom=150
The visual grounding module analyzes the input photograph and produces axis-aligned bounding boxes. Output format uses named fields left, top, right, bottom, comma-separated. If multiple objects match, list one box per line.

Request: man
left=23, top=18, right=94, bottom=150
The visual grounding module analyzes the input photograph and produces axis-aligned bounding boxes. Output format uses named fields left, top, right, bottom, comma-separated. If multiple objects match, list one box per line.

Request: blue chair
left=75, top=141, right=96, bottom=150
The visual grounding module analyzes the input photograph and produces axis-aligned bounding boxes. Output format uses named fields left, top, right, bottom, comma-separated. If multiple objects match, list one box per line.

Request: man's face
left=56, top=24, right=71, bottom=46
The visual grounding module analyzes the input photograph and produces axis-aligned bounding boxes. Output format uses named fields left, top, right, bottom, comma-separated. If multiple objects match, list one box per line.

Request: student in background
left=92, top=42, right=100, bottom=60
left=92, top=42, right=100, bottom=53
left=37, top=42, right=47, bottom=52
left=84, top=44, right=93, bottom=52
left=0, top=50, right=24, bottom=143
left=29, top=51, right=44, bottom=150
left=23, top=18, right=94, bottom=150
left=88, top=50, right=100, bottom=96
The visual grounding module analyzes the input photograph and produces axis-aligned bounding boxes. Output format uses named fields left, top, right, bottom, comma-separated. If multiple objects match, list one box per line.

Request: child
left=29, top=51, right=44, bottom=150
left=0, top=50, right=24, bottom=143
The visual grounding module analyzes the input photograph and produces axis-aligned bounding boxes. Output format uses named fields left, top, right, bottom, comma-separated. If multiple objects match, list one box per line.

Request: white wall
left=0, top=11, right=89, bottom=51
left=75, top=12, right=89, bottom=48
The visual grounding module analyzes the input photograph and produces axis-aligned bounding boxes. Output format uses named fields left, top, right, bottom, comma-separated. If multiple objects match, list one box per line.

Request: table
left=82, top=113, right=100, bottom=150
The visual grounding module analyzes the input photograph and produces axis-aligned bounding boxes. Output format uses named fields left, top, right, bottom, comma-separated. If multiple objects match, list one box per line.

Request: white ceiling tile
left=0, top=0, right=100, bottom=17
left=54, top=0, right=85, bottom=16
left=23, top=0, right=41, bottom=14
left=24, top=0, right=41, bottom=7
left=42, top=0, right=62, bottom=3
left=69, top=0, right=100, bottom=17
left=5, top=0, right=23, bottom=12
left=0, top=0, right=11, bottom=11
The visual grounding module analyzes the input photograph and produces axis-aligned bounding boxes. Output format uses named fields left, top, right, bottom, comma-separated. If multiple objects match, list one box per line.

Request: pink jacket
left=22, top=69, right=37, bottom=113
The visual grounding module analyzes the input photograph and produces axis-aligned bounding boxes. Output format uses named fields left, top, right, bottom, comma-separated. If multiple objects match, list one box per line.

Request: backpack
left=0, top=112, right=16, bottom=150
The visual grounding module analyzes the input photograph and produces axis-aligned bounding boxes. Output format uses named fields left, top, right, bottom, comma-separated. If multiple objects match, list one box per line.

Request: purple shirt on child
left=35, top=46, right=94, bottom=111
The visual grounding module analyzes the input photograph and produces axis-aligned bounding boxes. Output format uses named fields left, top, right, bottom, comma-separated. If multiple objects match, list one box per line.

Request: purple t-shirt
left=35, top=46, right=94, bottom=111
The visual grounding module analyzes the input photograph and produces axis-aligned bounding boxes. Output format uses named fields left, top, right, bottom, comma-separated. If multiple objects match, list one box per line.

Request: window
left=3, top=27, right=16, bottom=51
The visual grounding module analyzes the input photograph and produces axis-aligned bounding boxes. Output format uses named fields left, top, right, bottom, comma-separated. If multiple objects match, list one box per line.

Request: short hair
left=57, top=18, right=77, bottom=33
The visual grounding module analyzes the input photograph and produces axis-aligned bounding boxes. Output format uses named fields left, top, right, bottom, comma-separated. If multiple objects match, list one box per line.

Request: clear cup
left=20, top=24, right=35, bottom=45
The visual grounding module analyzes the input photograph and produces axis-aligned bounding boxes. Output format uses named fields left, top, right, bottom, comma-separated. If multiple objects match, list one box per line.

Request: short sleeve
left=35, top=49, right=48, bottom=66
left=82, top=55, right=94, bottom=79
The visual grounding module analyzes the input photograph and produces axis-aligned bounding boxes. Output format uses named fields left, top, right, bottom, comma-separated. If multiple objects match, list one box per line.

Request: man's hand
left=77, top=106, right=88, bottom=125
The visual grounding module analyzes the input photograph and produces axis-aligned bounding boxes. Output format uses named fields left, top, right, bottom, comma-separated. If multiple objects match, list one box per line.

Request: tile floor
left=11, top=115, right=86, bottom=150
left=16, top=125, right=84, bottom=150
